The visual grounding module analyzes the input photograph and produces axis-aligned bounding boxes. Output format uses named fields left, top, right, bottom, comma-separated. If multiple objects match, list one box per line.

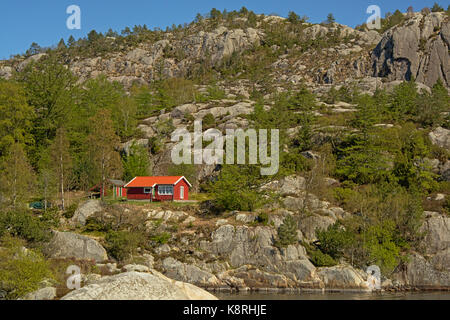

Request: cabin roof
left=125, top=176, right=192, bottom=188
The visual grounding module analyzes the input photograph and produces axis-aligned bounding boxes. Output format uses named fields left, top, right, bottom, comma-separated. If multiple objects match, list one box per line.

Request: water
left=216, top=291, right=450, bottom=300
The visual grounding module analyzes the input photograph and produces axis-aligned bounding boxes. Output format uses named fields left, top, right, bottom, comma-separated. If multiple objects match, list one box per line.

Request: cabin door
left=180, top=186, right=184, bottom=200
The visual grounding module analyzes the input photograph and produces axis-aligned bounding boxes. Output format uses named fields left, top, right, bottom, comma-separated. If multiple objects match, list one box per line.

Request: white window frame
left=158, top=185, right=173, bottom=195
left=144, top=187, right=152, bottom=194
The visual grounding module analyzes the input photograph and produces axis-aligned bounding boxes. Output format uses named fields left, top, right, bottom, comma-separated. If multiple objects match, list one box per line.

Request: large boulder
left=162, top=257, right=222, bottom=288
left=71, top=200, right=103, bottom=227
left=318, top=265, right=369, bottom=290
left=44, top=231, right=108, bottom=262
left=60, top=271, right=218, bottom=300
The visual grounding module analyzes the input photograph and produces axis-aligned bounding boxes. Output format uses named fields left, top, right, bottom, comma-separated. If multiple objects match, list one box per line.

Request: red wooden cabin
left=124, top=176, right=191, bottom=201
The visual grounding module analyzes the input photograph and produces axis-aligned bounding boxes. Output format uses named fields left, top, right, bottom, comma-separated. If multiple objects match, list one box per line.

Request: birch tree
left=88, top=109, right=122, bottom=201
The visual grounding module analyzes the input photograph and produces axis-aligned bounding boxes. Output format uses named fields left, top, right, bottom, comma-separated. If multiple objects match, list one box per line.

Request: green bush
left=63, top=203, right=78, bottom=219
left=276, top=215, right=298, bottom=247
left=0, top=210, right=52, bottom=243
left=84, top=217, right=111, bottom=233
left=150, top=232, right=171, bottom=244
left=308, top=249, right=337, bottom=267
left=105, top=231, right=145, bottom=261
left=257, top=212, right=269, bottom=225
left=0, top=236, right=53, bottom=299
left=316, top=222, right=354, bottom=260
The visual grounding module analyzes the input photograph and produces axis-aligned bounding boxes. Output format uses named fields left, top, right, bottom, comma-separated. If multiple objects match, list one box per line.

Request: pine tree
left=0, top=81, right=35, bottom=156
left=277, top=215, right=298, bottom=247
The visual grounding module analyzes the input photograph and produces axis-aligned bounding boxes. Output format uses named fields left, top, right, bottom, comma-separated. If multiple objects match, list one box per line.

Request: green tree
left=0, top=143, right=36, bottom=208
left=277, top=215, right=298, bottom=247
left=122, top=142, right=151, bottom=181
left=431, top=2, right=444, bottom=12
left=209, top=165, right=265, bottom=212
left=326, top=13, right=336, bottom=24
left=288, top=11, right=300, bottom=24
left=389, top=80, right=418, bottom=119
left=15, top=54, right=78, bottom=164
left=0, top=81, right=35, bottom=156
left=87, top=109, right=123, bottom=200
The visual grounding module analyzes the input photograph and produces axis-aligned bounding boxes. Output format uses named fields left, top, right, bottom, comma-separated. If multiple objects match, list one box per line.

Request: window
left=158, top=185, right=173, bottom=195
left=180, top=186, right=184, bottom=199
left=144, top=188, right=152, bottom=194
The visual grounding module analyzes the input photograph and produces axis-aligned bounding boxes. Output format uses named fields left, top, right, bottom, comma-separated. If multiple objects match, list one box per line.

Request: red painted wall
left=126, top=180, right=189, bottom=201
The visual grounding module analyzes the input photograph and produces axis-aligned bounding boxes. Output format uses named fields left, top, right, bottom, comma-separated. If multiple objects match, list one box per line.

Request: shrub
left=63, top=203, right=78, bottom=219
left=202, top=113, right=216, bottom=129
left=257, top=212, right=269, bottom=225
left=0, top=210, right=52, bottom=243
left=0, top=236, right=53, bottom=299
left=308, top=248, right=337, bottom=267
left=276, top=215, right=298, bottom=247
left=150, top=232, right=171, bottom=244
left=105, top=231, right=145, bottom=261
left=316, top=222, right=354, bottom=260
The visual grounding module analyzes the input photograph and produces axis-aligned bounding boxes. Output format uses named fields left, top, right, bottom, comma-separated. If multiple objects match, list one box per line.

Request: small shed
left=89, top=179, right=127, bottom=199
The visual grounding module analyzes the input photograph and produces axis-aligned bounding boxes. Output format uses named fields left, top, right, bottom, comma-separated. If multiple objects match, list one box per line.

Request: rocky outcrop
left=61, top=271, right=218, bottom=300
left=21, top=287, right=57, bottom=301
left=44, top=231, right=108, bottom=262
left=429, top=127, right=450, bottom=150
left=372, top=12, right=450, bottom=88
left=71, top=200, right=103, bottom=227
left=162, top=257, right=223, bottom=288
left=69, top=27, right=262, bottom=86
left=396, top=212, right=450, bottom=289
left=317, top=265, right=369, bottom=290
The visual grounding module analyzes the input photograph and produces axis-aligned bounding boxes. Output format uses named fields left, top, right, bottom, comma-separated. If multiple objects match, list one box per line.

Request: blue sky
left=0, top=0, right=447, bottom=59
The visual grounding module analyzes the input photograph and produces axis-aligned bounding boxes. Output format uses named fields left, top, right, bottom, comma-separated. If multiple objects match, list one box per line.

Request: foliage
left=208, top=165, right=267, bottom=212
left=87, top=109, right=123, bottom=199
left=122, top=142, right=151, bottom=181
left=0, top=80, right=34, bottom=156
left=276, top=215, right=298, bottom=247
left=0, top=143, right=36, bottom=208
left=0, top=209, right=52, bottom=243
left=105, top=230, right=145, bottom=261
left=316, top=222, right=354, bottom=260
left=0, top=236, right=53, bottom=300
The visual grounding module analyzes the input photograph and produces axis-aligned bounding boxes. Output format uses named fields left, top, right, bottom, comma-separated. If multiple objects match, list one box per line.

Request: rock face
left=61, top=271, right=218, bottom=300
left=397, top=212, right=450, bottom=289
left=68, top=27, right=262, bottom=86
left=71, top=200, right=103, bottom=226
left=429, top=127, right=450, bottom=151
left=44, top=231, right=108, bottom=262
left=162, top=257, right=222, bottom=287
left=372, top=12, right=450, bottom=88
left=318, top=265, right=369, bottom=290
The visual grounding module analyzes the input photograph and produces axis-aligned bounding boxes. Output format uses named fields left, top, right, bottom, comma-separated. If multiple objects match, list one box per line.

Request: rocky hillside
left=1, top=12, right=448, bottom=91
left=0, top=8, right=449, bottom=300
